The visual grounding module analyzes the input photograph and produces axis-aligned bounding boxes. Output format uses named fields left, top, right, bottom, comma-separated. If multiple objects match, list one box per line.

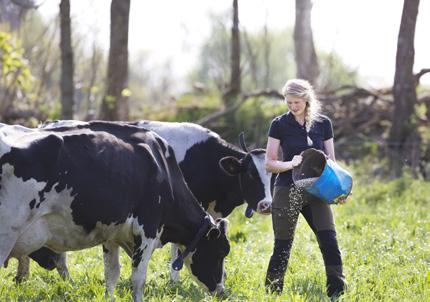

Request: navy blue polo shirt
left=268, top=111, right=334, bottom=187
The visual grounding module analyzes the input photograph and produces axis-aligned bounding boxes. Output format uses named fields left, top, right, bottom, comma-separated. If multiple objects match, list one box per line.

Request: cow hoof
left=14, top=275, right=27, bottom=284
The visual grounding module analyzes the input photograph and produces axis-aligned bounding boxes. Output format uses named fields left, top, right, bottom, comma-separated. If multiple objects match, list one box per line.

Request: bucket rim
left=292, top=148, right=327, bottom=184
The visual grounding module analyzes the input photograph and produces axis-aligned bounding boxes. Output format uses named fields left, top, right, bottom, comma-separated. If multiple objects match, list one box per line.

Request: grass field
left=1, top=175, right=429, bottom=301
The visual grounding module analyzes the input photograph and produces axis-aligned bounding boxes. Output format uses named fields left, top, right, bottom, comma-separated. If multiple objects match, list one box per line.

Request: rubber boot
left=327, top=274, right=347, bottom=300
left=316, top=230, right=346, bottom=299
left=265, top=239, right=293, bottom=294
left=265, top=270, right=284, bottom=294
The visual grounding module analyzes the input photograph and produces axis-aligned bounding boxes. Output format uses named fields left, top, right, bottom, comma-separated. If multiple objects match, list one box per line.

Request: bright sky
left=38, top=0, right=430, bottom=88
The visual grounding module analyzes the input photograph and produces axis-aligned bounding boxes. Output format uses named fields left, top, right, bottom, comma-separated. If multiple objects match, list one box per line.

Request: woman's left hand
left=337, top=192, right=352, bottom=204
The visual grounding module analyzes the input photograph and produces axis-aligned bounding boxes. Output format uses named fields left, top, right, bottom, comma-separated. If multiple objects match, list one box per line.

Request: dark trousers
left=266, top=185, right=346, bottom=297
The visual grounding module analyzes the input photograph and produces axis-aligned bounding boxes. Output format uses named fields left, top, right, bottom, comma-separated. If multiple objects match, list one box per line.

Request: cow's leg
left=103, top=243, right=121, bottom=299
left=15, top=255, right=30, bottom=283
left=131, top=233, right=156, bottom=302
left=0, top=234, right=17, bottom=268
left=55, top=252, right=70, bottom=280
left=170, top=244, right=180, bottom=282
left=28, top=248, right=71, bottom=281
left=15, top=253, right=70, bottom=284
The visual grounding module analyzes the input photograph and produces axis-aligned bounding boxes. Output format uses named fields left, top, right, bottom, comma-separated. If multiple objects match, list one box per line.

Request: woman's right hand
left=290, top=155, right=303, bottom=167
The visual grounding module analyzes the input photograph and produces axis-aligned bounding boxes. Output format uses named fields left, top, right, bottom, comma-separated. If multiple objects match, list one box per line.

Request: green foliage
left=15, top=12, right=62, bottom=121
left=39, top=100, right=62, bottom=122
left=0, top=31, right=33, bottom=93
left=234, top=97, right=286, bottom=147
left=174, top=92, right=222, bottom=122
left=1, top=175, right=428, bottom=301
left=104, top=95, right=116, bottom=110
left=134, top=91, right=223, bottom=122
left=2, top=11, right=109, bottom=123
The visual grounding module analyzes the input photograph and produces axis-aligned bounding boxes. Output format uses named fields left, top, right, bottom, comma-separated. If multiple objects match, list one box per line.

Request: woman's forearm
left=324, top=138, right=336, bottom=162
left=265, top=159, right=294, bottom=174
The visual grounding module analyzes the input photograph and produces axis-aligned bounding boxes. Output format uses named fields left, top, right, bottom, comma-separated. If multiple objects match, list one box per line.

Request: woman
left=264, top=79, right=347, bottom=298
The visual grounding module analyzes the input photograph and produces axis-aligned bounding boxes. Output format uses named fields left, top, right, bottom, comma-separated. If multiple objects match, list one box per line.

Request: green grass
left=1, top=176, right=429, bottom=301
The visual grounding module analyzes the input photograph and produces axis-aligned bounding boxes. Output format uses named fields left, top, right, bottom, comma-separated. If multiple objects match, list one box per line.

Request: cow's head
left=173, top=217, right=230, bottom=295
left=219, top=133, right=272, bottom=216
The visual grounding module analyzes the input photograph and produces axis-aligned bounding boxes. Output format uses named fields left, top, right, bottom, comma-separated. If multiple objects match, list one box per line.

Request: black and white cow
left=0, top=122, right=230, bottom=301
left=15, top=120, right=272, bottom=283
left=134, top=120, right=273, bottom=217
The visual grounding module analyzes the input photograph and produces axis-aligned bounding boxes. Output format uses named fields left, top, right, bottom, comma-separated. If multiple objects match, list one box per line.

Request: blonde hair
left=281, top=79, right=321, bottom=133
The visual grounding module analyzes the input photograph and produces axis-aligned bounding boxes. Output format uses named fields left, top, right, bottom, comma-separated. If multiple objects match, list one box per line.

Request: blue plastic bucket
left=292, top=148, right=352, bottom=204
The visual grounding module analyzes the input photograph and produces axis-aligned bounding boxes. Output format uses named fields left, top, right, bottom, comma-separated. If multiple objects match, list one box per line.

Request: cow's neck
left=160, top=195, right=207, bottom=247
left=178, top=138, right=247, bottom=217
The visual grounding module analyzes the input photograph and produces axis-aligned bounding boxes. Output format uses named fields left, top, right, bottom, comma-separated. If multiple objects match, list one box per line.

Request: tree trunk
left=388, top=0, right=420, bottom=177
left=263, top=22, right=271, bottom=88
left=59, top=0, right=74, bottom=119
left=223, top=0, right=241, bottom=108
left=100, top=0, right=130, bottom=121
left=294, top=0, right=319, bottom=85
left=84, top=42, right=101, bottom=120
left=243, top=31, right=258, bottom=88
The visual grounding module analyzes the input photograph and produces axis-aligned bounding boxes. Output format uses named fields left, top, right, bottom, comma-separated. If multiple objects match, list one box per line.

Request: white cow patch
left=137, top=121, right=219, bottom=163
left=206, top=201, right=223, bottom=219
left=0, top=134, right=12, bottom=158
left=0, top=163, right=47, bottom=229
left=0, top=126, right=31, bottom=157
left=9, top=219, right=50, bottom=257
left=0, top=126, right=54, bottom=158
left=0, top=163, right=50, bottom=264
left=7, top=182, right=81, bottom=256
left=250, top=153, right=273, bottom=207
left=130, top=227, right=164, bottom=302
left=0, top=124, right=34, bottom=133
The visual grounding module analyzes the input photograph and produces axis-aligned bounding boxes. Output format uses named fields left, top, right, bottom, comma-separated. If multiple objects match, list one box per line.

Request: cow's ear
left=219, top=156, right=242, bottom=176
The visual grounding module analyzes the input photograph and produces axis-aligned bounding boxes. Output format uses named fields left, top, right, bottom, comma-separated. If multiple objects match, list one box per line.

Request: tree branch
left=415, top=68, right=430, bottom=84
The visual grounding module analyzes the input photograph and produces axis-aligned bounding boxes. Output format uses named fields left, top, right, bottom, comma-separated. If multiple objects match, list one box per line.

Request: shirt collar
left=285, top=111, right=306, bottom=129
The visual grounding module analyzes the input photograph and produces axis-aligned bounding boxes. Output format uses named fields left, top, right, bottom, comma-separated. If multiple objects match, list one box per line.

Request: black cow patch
left=29, top=199, right=36, bottom=209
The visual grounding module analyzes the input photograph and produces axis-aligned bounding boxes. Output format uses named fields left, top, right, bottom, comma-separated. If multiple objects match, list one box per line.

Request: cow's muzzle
left=212, top=283, right=225, bottom=297
left=256, top=200, right=272, bottom=215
